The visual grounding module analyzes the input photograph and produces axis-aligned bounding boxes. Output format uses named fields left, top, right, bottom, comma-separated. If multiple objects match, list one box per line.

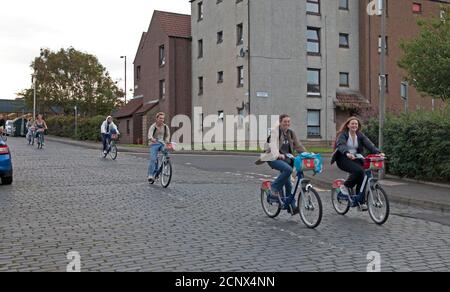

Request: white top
left=347, top=134, right=359, bottom=155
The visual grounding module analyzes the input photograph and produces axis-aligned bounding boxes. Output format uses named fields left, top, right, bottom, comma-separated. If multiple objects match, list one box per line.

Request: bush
left=47, top=115, right=106, bottom=142
left=365, top=108, right=450, bottom=182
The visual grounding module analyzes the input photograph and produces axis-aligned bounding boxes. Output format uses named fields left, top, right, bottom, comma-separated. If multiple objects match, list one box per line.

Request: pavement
left=0, top=136, right=449, bottom=272
left=46, top=136, right=450, bottom=212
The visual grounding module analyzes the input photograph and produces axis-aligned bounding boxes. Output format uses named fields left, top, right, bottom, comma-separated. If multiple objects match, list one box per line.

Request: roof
left=136, top=101, right=158, bottom=114
left=335, top=92, right=370, bottom=109
left=0, top=99, right=30, bottom=113
left=154, top=11, right=191, bottom=39
left=113, top=97, right=143, bottom=119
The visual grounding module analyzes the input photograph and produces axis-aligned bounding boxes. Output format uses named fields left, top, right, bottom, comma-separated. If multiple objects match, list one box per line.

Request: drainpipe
left=247, top=0, right=251, bottom=116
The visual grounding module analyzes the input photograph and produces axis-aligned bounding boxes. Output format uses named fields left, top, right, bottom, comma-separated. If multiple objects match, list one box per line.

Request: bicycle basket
left=364, top=155, right=385, bottom=170
left=300, top=158, right=316, bottom=171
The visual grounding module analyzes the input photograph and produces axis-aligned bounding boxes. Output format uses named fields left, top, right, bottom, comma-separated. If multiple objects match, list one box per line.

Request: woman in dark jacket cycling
left=332, top=117, right=384, bottom=209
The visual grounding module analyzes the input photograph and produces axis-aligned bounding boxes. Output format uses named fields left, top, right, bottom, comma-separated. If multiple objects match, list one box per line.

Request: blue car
left=0, top=138, right=13, bottom=185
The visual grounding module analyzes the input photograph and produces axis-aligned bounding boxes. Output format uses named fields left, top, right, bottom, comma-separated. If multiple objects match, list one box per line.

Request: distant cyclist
left=100, top=116, right=120, bottom=155
left=147, top=112, right=171, bottom=183
left=34, top=114, right=48, bottom=146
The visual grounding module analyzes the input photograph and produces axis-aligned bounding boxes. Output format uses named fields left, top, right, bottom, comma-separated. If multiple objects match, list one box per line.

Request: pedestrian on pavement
left=147, top=112, right=171, bottom=183
left=256, top=114, right=307, bottom=214
left=332, top=116, right=384, bottom=210
left=100, top=116, right=119, bottom=155
left=0, top=114, right=5, bottom=135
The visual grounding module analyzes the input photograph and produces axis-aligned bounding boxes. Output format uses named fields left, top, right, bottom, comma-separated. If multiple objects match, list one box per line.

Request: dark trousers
left=102, top=133, right=111, bottom=151
left=336, top=154, right=365, bottom=194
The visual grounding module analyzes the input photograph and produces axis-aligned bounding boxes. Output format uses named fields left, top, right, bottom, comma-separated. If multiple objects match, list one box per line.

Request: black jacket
left=331, top=131, right=380, bottom=164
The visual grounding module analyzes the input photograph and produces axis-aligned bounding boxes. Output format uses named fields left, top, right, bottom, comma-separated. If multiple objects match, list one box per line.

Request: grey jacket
left=331, top=131, right=380, bottom=164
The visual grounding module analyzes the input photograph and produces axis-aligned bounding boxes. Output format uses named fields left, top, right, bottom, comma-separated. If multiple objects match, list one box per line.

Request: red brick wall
left=359, top=0, right=448, bottom=114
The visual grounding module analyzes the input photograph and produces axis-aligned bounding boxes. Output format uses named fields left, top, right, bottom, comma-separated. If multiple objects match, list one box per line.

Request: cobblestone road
left=1, top=137, right=449, bottom=272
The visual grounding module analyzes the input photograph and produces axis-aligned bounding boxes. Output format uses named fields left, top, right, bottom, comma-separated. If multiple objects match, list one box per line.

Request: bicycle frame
left=278, top=171, right=313, bottom=209
left=340, top=169, right=379, bottom=206
left=155, top=148, right=170, bottom=178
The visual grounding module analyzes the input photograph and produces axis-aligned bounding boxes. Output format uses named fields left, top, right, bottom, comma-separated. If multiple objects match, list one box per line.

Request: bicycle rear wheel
left=260, top=189, right=281, bottom=218
left=298, top=187, right=322, bottom=229
left=368, top=185, right=390, bottom=225
left=331, top=188, right=350, bottom=215
left=160, top=159, right=172, bottom=188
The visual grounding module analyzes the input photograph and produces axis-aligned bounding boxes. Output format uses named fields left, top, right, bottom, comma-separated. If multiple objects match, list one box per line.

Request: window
left=307, top=69, right=321, bottom=96
left=198, top=2, right=204, bottom=21
left=339, top=0, right=349, bottom=10
left=307, top=27, right=321, bottom=55
left=306, top=0, right=320, bottom=15
left=217, top=31, right=223, bottom=44
left=339, top=33, right=349, bottom=48
left=412, top=3, right=422, bottom=14
left=378, top=36, right=388, bottom=54
left=237, top=66, right=244, bottom=87
left=217, top=71, right=224, bottom=83
left=159, top=45, right=165, bottom=66
left=198, top=39, right=203, bottom=58
left=198, top=77, right=203, bottom=95
left=136, top=66, right=141, bottom=81
left=159, top=80, right=166, bottom=99
left=339, top=72, right=349, bottom=87
left=307, top=110, right=321, bottom=138
left=236, top=23, right=244, bottom=45
left=126, top=120, right=130, bottom=135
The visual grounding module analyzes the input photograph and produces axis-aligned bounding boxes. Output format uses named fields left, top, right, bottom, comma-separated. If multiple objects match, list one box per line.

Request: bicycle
left=149, top=142, right=174, bottom=188
left=102, top=134, right=118, bottom=160
left=26, top=128, right=35, bottom=145
left=260, top=155, right=323, bottom=229
left=331, top=154, right=390, bottom=225
left=35, top=130, right=45, bottom=149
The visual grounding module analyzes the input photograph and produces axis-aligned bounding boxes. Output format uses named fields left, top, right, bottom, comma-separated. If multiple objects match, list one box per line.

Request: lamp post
left=32, top=72, right=37, bottom=122
left=120, top=56, right=127, bottom=104
left=74, top=105, right=78, bottom=137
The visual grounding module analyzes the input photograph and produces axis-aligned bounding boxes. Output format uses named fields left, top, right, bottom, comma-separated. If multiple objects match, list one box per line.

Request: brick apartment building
left=115, top=10, right=192, bottom=145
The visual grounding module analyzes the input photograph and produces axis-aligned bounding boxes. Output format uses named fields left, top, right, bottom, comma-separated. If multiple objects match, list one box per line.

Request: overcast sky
left=0, top=0, right=190, bottom=100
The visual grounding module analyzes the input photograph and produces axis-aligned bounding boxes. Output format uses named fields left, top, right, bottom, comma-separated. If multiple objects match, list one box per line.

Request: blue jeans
left=102, top=133, right=111, bottom=152
left=268, top=160, right=293, bottom=198
left=148, top=143, right=164, bottom=177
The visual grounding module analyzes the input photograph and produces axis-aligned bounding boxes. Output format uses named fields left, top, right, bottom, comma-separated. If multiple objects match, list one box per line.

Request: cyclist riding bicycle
left=34, top=114, right=48, bottom=146
left=255, top=114, right=308, bottom=214
left=332, top=116, right=385, bottom=211
left=26, top=118, right=35, bottom=144
left=100, top=116, right=120, bottom=155
left=147, top=112, right=171, bottom=183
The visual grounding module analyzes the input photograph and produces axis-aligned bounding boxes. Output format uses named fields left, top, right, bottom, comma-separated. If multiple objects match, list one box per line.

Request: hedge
left=364, top=108, right=450, bottom=182
left=46, top=115, right=106, bottom=142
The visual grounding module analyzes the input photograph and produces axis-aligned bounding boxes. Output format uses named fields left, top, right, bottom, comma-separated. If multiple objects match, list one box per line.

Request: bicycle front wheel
left=160, top=159, right=172, bottom=188
left=298, top=187, right=322, bottom=229
left=368, top=185, right=390, bottom=225
left=109, top=143, right=118, bottom=160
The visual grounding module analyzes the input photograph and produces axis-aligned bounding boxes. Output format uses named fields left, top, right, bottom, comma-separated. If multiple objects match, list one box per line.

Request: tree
left=398, top=6, right=450, bottom=102
left=19, top=47, right=124, bottom=117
